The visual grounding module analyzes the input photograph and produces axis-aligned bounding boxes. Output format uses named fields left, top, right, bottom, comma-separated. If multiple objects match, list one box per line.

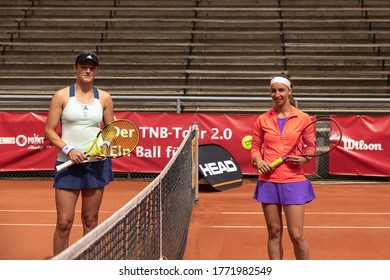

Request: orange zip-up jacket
left=250, top=106, right=312, bottom=183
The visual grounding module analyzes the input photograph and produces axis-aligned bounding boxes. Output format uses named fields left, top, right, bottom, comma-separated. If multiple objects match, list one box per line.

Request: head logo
left=199, top=159, right=237, bottom=177
left=199, top=144, right=242, bottom=191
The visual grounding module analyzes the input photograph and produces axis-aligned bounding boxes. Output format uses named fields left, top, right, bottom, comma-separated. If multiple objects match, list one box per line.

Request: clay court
left=0, top=178, right=390, bottom=260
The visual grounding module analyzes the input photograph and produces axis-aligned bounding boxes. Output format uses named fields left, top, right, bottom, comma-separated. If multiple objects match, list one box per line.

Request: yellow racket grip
left=258, top=157, right=285, bottom=174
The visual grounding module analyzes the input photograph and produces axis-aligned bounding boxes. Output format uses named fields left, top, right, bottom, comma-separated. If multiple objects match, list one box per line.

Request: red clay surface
left=1, top=179, right=390, bottom=260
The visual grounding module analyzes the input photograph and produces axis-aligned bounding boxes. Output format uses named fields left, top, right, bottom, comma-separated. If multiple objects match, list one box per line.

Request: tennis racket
left=56, top=119, right=140, bottom=172
left=259, top=117, right=342, bottom=174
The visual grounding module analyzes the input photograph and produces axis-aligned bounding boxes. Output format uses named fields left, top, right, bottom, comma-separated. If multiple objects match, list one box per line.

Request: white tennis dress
left=57, top=84, right=103, bottom=162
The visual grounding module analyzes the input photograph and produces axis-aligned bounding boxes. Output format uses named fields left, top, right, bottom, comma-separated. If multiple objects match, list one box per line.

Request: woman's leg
left=284, top=204, right=310, bottom=260
left=262, top=203, right=284, bottom=260
left=53, top=188, right=80, bottom=255
left=80, top=187, right=105, bottom=236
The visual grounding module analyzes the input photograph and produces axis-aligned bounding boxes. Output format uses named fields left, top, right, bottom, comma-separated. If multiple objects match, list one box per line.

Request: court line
left=2, top=224, right=389, bottom=229
left=222, top=212, right=390, bottom=215
left=215, top=212, right=390, bottom=229
left=2, top=210, right=388, bottom=215
left=0, top=210, right=115, bottom=213
left=210, top=225, right=390, bottom=229
left=2, top=212, right=389, bottom=229
left=0, top=223, right=82, bottom=227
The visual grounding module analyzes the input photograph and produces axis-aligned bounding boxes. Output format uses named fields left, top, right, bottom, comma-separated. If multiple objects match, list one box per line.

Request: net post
left=159, top=180, right=163, bottom=260
left=192, top=122, right=200, bottom=204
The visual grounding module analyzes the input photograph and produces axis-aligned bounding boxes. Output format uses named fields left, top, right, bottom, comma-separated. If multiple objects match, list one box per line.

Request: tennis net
left=52, top=122, right=199, bottom=260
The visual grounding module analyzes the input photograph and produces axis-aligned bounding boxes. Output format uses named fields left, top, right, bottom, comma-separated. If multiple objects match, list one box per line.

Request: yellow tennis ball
left=241, top=135, right=252, bottom=150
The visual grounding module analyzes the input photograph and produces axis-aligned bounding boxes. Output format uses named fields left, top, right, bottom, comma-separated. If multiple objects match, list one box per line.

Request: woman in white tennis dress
left=44, top=51, right=114, bottom=256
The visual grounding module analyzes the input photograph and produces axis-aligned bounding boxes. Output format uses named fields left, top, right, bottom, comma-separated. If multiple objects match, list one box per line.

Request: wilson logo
left=343, top=139, right=383, bottom=151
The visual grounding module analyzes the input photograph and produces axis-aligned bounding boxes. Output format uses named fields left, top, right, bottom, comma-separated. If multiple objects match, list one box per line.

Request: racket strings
left=101, top=120, right=140, bottom=157
left=297, top=124, right=317, bottom=155
left=297, top=119, right=342, bottom=156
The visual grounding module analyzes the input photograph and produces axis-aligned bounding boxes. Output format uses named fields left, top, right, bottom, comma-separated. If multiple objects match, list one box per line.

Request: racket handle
left=258, top=157, right=285, bottom=175
left=56, top=160, right=74, bottom=172
left=56, top=158, right=96, bottom=172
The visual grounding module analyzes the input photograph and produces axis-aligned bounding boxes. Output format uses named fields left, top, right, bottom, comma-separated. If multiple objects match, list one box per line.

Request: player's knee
left=56, top=219, right=73, bottom=233
left=268, top=226, right=283, bottom=240
left=289, top=231, right=306, bottom=245
left=82, top=214, right=98, bottom=230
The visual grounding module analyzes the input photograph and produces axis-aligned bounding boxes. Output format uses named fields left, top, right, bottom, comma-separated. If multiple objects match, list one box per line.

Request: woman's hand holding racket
left=66, top=148, right=88, bottom=165
left=56, top=119, right=140, bottom=172
left=258, top=117, right=342, bottom=174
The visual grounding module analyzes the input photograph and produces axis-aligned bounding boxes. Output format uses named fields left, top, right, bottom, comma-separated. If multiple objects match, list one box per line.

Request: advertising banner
left=113, top=112, right=257, bottom=174
left=330, top=115, right=390, bottom=176
left=0, top=112, right=58, bottom=171
left=0, top=111, right=341, bottom=176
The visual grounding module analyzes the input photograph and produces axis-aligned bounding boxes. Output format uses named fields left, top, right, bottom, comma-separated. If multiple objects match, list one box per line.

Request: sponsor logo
left=199, top=159, right=238, bottom=177
left=343, top=139, right=383, bottom=151
left=0, top=134, right=49, bottom=150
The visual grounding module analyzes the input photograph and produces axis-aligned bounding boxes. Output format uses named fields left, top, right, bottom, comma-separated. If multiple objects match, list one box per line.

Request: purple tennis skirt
left=53, top=159, right=114, bottom=190
left=253, top=180, right=316, bottom=205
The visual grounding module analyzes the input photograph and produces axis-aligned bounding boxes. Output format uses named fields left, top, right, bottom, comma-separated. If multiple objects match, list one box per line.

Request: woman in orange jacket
left=250, top=72, right=315, bottom=260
